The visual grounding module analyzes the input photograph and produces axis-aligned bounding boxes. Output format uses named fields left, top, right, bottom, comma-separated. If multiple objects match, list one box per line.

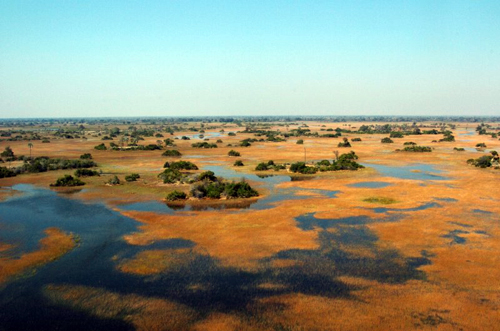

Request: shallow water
left=348, top=181, right=392, bottom=188
left=362, top=162, right=448, bottom=181
left=0, top=183, right=430, bottom=330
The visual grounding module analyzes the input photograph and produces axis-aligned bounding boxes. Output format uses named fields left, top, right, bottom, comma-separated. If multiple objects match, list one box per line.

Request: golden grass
left=0, top=227, right=75, bottom=284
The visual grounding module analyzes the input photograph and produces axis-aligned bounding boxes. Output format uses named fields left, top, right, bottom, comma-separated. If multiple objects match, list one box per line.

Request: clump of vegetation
left=216, top=139, right=223, bottom=143
left=228, top=150, right=241, bottom=157
left=234, top=160, right=244, bottom=166
left=228, top=132, right=236, bottom=136
left=363, top=197, right=397, bottom=204
left=125, top=173, right=140, bottom=182
left=453, top=147, right=465, bottom=151
left=166, top=190, right=187, bottom=201
left=239, top=139, right=253, bottom=147
left=255, top=160, right=285, bottom=171
left=381, top=137, right=394, bottom=144
left=94, top=143, right=107, bottom=150
left=42, top=139, right=50, bottom=143
left=164, top=161, right=198, bottom=170
left=74, top=169, right=100, bottom=177
left=390, top=131, right=404, bottom=138
left=337, top=137, right=351, bottom=147
left=80, top=153, right=93, bottom=159
left=290, top=162, right=317, bottom=174
left=14, top=157, right=97, bottom=175
left=397, top=146, right=432, bottom=152
left=296, top=139, right=304, bottom=144
left=404, top=142, right=416, bottom=146
left=467, top=151, right=499, bottom=169
left=0, top=167, right=16, bottom=178
left=191, top=178, right=258, bottom=200
left=0, top=146, right=15, bottom=160
left=439, top=132, right=455, bottom=142
left=315, top=151, right=365, bottom=172
left=191, top=142, right=217, bottom=148
left=107, top=176, right=121, bottom=185
left=351, top=137, right=362, bottom=142
left=51, top=175, right=85, bottom=187
left=159, top=168, right=184, bottom=184
left=476, top=143, right=487, bottom=148
left=162, top=150, right=182, bottom=157
left=164, top=138, right=176, bottom=146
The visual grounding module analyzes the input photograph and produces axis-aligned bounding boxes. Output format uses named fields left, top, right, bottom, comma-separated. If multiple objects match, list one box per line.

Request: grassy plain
left=1, top=120, right=499, bottom=330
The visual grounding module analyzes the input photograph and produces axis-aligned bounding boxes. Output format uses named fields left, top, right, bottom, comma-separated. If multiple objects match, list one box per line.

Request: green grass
left=363, top=197, right=397, bottom=204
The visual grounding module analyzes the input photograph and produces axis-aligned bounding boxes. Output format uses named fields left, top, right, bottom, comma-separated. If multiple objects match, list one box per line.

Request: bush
left=0, top=146, right=14, bottom=158
left=224, top=181, right=258, bottom=198
left=164, top=161, right=198, bottom=170
left=80, top=153, right=93, bottom=159
left=51, top=175, right=85, bottom=187
left=454, top=147, right=465, bottom=151
left=351, top=138, right=362, bottom=142
left=74, top=169, right=100, bottom=177
left=166, top=190, right=187, bottom=201
left=228, top=150, right=241, bottom=157
left=191, top=142, right=217, bottom=148
left=476, top=143, right=487, bottom=148
left=94, top=143, right=107, bottom=150
left=404, top=142, right=416, bottom=146
left=162, top=150, right=182, bottom=157
left=338, top=137, right=351, bottom=147
left=381, top=137, right=394, bottom=144
left=399, top=146, right=432, bottom=152
left=390, top=131, right=404, bottom=138
left=228, top=132, right=236, bottom=136
left=296, top=139, right=304, bottom=144
left=0, top=166, right=16, bottom=178
left=42, top=139, right=50, bottom=143
left=216, top=139, right=223, bottom=143
left=159, top=168, right=184, bottom=184
left=255, top=162, right=269, bottom=171
left=197, top=170, right=217, bottom=182
left=107, top=176, right=121, bottom=185
left=234, top=160, right=244, bottom=166
left=290, top=162, right=317, bottom=174
left=125, top=173, right=140, bottom=182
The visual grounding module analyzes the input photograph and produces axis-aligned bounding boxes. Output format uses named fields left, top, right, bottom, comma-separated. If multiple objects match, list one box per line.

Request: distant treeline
left=1, top=115, right=500, bottom=127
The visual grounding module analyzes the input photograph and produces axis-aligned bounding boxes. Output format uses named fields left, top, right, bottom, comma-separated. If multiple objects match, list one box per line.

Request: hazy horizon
left=1, top=1, right=499, bottom=118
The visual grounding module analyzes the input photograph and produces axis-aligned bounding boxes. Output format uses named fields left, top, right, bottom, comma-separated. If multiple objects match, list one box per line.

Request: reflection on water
left=175, top=132, right=225, bottom=140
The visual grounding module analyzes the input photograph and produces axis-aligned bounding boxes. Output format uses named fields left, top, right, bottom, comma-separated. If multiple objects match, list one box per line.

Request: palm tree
left=28, top=142, right=33, bottom=159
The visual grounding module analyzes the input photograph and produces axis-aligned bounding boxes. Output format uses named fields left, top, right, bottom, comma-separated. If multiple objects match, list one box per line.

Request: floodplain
left=0, top=118, right=499, bottom=331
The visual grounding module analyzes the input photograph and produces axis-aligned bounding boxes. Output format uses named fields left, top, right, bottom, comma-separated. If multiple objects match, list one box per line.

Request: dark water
left=0, top=164, right=442, bottom=330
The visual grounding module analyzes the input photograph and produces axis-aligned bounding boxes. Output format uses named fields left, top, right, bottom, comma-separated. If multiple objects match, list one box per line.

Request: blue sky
left=1, top=1, right=499, bottom=118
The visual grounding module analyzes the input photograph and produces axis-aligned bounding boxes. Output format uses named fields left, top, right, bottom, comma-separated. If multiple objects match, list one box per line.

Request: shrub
left=381, top=137, right=394, bottom=144
left=0, top=146, right=14, bottom=158
left=51, top=175, right=85, bottom=187
left=162, top=150, right=182, bottom=157
left=191, top=142, right=217, bottom=148
left=125, top=173, right=140, bottom=182
left=404, top=142, right=416, bottom=146
left=400, top=146, right=432, bottom=152
left=290, top=162, right=317, bottom=174
left=80, top=153, right=93, bottom=159
left=439, top=134, right=455, bottom=142
left=453, top=147, right=465, bottom=151
left=74, top=169, right=100, bottom=177
left=351, top=138, right=362, bottom=142
left=476, top=143, right=487, bottom=148
left=390, top=131, right=404, bottom=138
left=338, top=137, right=351, bottom=147
left=363, top=197, right=397, bottom=204
left=94, top=143, right=107, bottom=150
left=42, top=139, right=50, bottom=143
left=239, top=140, right=252, bottom=147
left=0, top=167, right=16, bottom=178
left=197, top=170, right=217, bottom=182
left=224, top=181, right=258, bottom=198
left=228, top=132, right=236, bottom=136
left=255, top=162, right=269, bottom=171
left=107, top=176, right=121, bottom=185
left=296, top=139, right=304, bottom=144
left=159, top=168, right=183, bottom=184
left=166, top=190, right=187, bottom=201
left=234, top=160, right=244, bottom=166
left=216, top=139, right=223, bottom=143
left=164, top=161, right=198, bottom=170
left=228, top=150, right=241, bottom=157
